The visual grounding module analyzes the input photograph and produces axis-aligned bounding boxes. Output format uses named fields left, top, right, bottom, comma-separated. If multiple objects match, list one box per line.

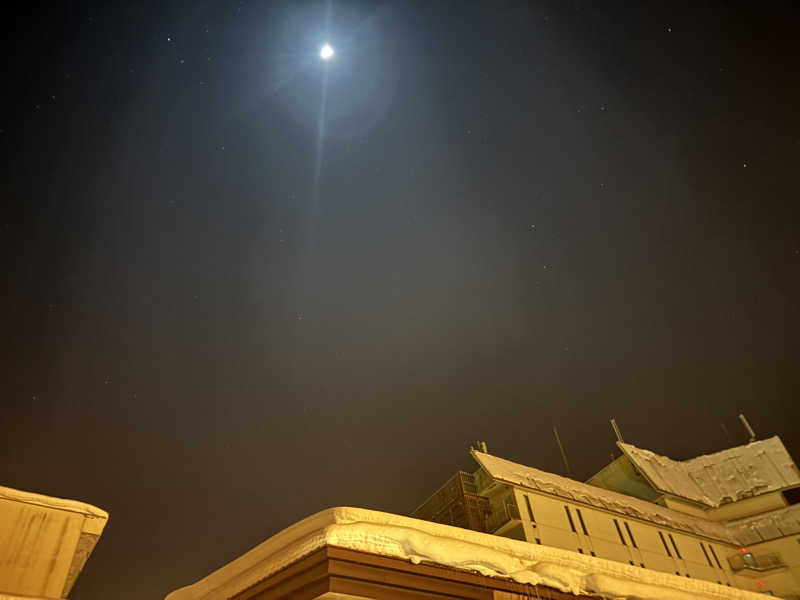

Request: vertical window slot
left=524, top=495, right=536, bottom=522
left=576, top=508, right=589, bottom=535
left=613, top=519, right=627, bottom=545
left=668, top=534, right=683, bottom=559
left=709, top=545, right=723, bottom=569
left=624, top=522, right=638, bottom=548
left=700, top=543, right=713, bottom=567
left=564, top=506, right=577, bottom=532
left=659, top=532, right=672, bottom=557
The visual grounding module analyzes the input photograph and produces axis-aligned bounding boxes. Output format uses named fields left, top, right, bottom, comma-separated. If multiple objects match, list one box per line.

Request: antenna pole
left=553, top=427, right=572, bottom=478
left=610, top=418, right=624, bottom=444
left=720, top=422, right=733, bottom=445
left=738, top=414, right=756, bottom=443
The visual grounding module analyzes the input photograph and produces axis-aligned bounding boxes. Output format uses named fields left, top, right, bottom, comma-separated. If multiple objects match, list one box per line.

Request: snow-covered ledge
left=165, top=507, right=768, bottom=600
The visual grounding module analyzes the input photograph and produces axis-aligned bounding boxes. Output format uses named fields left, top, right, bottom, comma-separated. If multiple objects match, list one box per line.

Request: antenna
left=553, top=426, right=572, bottom=478
left=738, top=414, right=756, bottom=443
left=610, top=418, right=624, bottom=444
left=720, top=422, right=733, bottom=446
left=472, top=440, right=488, bottom=453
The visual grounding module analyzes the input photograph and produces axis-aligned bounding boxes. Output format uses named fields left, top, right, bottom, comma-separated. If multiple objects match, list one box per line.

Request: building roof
left=618, top=436, right=800, bottom=508
left=0, top=485, right=109, bottom=519
left=727, top=503, right=800, bottom=546
left=0, top=485, right=108, bottom=600
left=471, top=450, right=735, bottom=543
left=165, top=506, right=769, bottom=600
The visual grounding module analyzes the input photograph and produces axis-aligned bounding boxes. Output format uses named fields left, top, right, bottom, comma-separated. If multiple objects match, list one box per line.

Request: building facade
left=412, top=437, right=800, bottom=598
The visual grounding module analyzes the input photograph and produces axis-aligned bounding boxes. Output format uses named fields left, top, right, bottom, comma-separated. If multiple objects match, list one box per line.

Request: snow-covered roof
left=727, top=504, right=800, bottom=546
left=0, top=485, right=109, bottom=519
left=471, top=450, right=735, bottom=543
left=618, top=436, right=800, bottom=508
left=165, top=506, right=768, bottom=600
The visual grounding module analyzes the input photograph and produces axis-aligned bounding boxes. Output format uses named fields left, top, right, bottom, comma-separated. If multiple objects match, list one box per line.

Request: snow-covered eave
left=727, top=503, right=800, bottom=546
left=165, top=507, right=769, bottom=600
left=0, top=484, right=108, bottom=520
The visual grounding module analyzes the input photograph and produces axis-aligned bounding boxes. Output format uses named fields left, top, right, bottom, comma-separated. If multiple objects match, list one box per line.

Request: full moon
left=319, top=43, right=334, bottom=61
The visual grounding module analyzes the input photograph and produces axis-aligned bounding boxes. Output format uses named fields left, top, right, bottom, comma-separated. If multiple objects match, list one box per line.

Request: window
left=535, top=537, right=541, bottom=544
left=576, top=508, right=589, bottom=535
left=700, top=543, right=713, bottom=567
left=578, top=548, right=584, bottom=554
left=668, top=534, right=683, bottom=559
left=624, top=522, right=638, bottom=548
left=590, top=551, right=596, bottom=557
left=524, top=495, right=536, bottom=522
left=659, top=532, right=672, bottom=557
left=783, top=487, right=800, bottom=506
left=564, top=506, right=577, bottom=532
left=613, top=519, right=627, bottom=545
left=709, top=545, right=723, bottom=569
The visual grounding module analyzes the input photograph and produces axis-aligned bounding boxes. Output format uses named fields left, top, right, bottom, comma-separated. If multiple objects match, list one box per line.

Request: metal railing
left=727, top=552, right=784, bottom=572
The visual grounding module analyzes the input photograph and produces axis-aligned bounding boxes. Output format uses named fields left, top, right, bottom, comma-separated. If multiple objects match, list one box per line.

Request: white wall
left=501, top=485, right=771, bottom=595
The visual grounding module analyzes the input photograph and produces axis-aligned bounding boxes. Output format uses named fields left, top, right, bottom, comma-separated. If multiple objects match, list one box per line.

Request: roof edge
left=0, top=485, right=108, bottom=519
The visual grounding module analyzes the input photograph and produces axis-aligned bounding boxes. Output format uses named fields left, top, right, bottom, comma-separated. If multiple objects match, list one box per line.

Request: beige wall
left=745, top=535, right=800, bottom=598
left=705, top=492, right=787, bottom=522
left=498, top=485, right=778, bottom=596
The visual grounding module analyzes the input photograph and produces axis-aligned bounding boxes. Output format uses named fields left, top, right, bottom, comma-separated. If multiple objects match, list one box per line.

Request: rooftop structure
left=410, top=437, right=800, bottom=599
left=614, top=437, right=800, bottom=508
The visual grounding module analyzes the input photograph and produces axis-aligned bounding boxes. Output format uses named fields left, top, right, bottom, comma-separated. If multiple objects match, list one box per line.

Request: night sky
left=2, top=2, right=799, bottom=598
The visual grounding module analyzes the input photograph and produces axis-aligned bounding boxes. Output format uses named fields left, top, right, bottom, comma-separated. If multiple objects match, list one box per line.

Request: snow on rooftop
left=472, top=450, right=734, bottom=544
left=165, top=507, right=768, bottom=600
left=0, top=484, right=108, bottom=519
left=619, top=436, right=800, bottom=508
left=727, top=503, right=800, bottom=546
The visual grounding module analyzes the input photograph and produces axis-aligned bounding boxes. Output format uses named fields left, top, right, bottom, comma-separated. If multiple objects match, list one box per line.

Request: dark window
left=576, top=508, right=589, bottom=535
left=535, top=537, right=541, bottom=544
left=624, top=522, right=638, bottom=548
left=709, top=545, right=723, bottom=569
left=578, top=548, right=584, bottom=554
left=629, top=560, right=635, bottom=565
left=524, top=495, right=536, bottom=522
left=564, top=506, right=577, bottom=532
left=659, top=532, right=672, bottom=557
left=614, top=519, right=627, bottom=545
left=784, top=487, right=800, bottom=506
left=640, top=563, right=645, bottom=568
left=669, top=534, right=683, bottom=559
left=700, top=543, right=713, bottom=567
left=590, top=551, right=596, bottom=557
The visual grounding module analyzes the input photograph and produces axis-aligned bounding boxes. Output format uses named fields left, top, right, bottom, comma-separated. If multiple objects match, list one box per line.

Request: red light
left=758, top=581, right=766, bottom=587
left=740, top=547, right=748, bottom=553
